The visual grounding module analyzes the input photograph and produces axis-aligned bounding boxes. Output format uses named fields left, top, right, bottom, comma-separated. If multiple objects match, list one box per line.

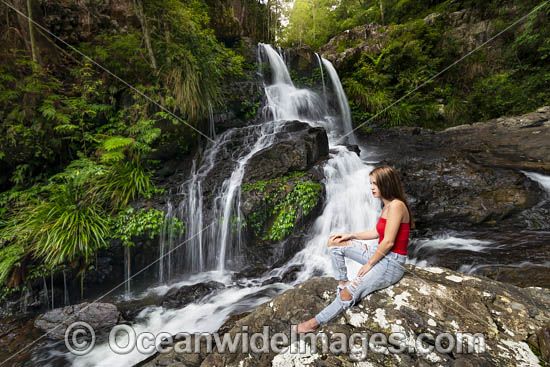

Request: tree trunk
left=26, top=0, right=38, bottom=68
left=134, top=0, right=157, bottom=70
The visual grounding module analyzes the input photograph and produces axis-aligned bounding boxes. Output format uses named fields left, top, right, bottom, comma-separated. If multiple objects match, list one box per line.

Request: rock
left=319, top=23, right=391, bottom=69
left=237, top=122, right=328, bottom=265
left=140, top=266, right=550, bottom=366
left=537, top=323, right=550, bottom=363
left=0, top=315, right=43, bottom=364
left=242, top=121, right=329, bottom=184
left=359, top=107, right=550, bottom=232
left=117, top=294, right=164, bottom=321
left=161, top=281, right=225, bottom=309
left=33, top=302, right=120, bottom=340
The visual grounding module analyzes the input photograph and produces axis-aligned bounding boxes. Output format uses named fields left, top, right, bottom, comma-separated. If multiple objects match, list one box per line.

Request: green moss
left=242, top=172, right=322, bottom=242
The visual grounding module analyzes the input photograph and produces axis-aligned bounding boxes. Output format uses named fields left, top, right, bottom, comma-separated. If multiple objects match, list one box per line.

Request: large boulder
left=359, top=106, right=550, bottom=232
left=33, top=302, right=121, bottom=340
left=242, top=121, right=329, bottom=184
left=139, top=266, right=550, bottom=366
left=239, top=121, right=329, bottom=264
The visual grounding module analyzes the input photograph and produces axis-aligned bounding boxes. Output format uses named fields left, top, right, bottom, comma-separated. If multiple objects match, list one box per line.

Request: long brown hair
left=370, top=165, right=415, bottom=228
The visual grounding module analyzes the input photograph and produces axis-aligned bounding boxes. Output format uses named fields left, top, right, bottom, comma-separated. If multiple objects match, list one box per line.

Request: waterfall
left=42, top=276, right=49, bottom=310
left=259, top=44, right=324, bottom=122
left=322, top=58, right=357, bottom=144
left=159, top=202, right=174, bottom=282
left=207, top=100, right=216, bottom=139
left=522, top=171, right=550, bottom=194
left=124, top=247, right=131, bottom=299
left=50, top=272, right=54, bottom=309
left=63, top=270, right=69, bottom=306
left=157, top=43, right=333, bottom=276
left=314, top=53, right=327, bottom=112
left=66, top=44, right=376, bottom=366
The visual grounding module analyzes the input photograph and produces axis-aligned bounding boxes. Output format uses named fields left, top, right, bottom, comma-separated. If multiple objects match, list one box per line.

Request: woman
left=296, top=165, right=414, bottom=333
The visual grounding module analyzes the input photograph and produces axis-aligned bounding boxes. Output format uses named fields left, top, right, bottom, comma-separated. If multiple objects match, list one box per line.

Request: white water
left=522, top=171, right=550, bottom=194
left=66, top=44, right=379, bottom=366
left=322, top=58, right=357, bottom=145
left=406, top=234, right=495, bottom=268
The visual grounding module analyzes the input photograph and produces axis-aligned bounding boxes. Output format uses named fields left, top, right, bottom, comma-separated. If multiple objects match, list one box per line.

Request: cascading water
left=63, top=270, right=69, bottom=306
left=314, top=53, right=327, bottom=113
left=322, top=59, right=357, bottom=144
left=64, top=45, right=381, bottom=367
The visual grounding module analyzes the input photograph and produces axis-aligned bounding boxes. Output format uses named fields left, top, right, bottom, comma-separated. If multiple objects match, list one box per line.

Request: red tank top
left=376, top=217, right=410, bottom=255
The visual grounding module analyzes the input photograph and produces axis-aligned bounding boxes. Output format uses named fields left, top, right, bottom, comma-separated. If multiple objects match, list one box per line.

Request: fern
left=102, top=136, right=134, bottom=151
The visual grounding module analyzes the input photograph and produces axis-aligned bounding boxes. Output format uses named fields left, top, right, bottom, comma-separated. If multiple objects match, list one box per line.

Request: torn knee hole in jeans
left=337, top=287, right=354, bottom=309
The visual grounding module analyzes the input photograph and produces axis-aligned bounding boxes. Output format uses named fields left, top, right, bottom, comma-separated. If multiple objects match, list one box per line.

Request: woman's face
left=370, top=175, right=381, bottom=198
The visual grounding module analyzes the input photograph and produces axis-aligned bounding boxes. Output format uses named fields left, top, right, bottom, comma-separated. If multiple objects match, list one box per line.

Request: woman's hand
left=330, top=233, right=355, bottom=243
left=357, top=263, right=373, bottom=278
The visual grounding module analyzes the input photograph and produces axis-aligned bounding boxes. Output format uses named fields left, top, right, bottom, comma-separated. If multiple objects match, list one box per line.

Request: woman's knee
left=337, top=286, right=355, bottom=309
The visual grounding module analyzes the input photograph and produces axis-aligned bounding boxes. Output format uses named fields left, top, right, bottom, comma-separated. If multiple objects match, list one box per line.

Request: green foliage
left=242, top=172, right=322, bottom=242
left=111, top=207, right=184, bottom=247
left=283, top=0, right=550, bottom=128
left=0, top=244, right=25, bottom=286
left=265, top=180, right=323, bottom=241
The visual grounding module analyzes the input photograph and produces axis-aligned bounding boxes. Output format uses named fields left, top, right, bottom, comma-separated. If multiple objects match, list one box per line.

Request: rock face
left=33, top=302, right=121, bottom=340
left=162, top=281, right=226, bottom=309
left=139, top=266, right=550, bottom=366
left=239, top=121, right=329, bottom=265
left=242, top=121, right=329, bottom=184
left=319, top=23, right=391, bottom=69
left=360, top=106, right=550, bottom=232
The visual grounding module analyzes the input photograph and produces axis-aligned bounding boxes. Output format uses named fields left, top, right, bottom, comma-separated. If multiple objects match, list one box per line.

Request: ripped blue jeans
left=315, top=241, right=407, bottom=325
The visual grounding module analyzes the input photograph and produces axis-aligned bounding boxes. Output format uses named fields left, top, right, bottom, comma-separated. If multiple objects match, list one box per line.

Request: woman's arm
left=357, top=201, right=405, bottom=276
left=330, top=229, right=378, bottom=243
left=351, top=229, right=379, bottom=241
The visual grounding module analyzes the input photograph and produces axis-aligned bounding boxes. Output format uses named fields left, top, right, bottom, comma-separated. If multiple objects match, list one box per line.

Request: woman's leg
left=329, top=241, right=372, bottom=284
left=315, top=255, right=404, bottom=326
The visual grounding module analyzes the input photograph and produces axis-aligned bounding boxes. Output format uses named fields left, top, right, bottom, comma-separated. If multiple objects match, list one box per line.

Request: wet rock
left=141, top=266, right=550, bottom=366
left=261, top=265, right=303, bottom=286
left=117, top=294, right=163, bottom=321
left=242, top=121, right=329, bottom=184
left=359, top=107, right=550, bottom=232
left=161, top=281, right=225, bottom=309
left=34, top=302, right=121, bottom=340
left=0, top=315, right=43, bottom=364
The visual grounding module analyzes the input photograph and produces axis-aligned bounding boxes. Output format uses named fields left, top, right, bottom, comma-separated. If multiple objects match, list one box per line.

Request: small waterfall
left=259, top=44, right=324, bottom=122
left=124, top=247, right=131, bottom=299
left=322, top=58, right=357, bottom=144
left=21, top=287, right=29, bottom=313
left=522, top=171, right=550, bottom=194
left=314, top=53, right=327, bottom=111
left=50, top=272, right=54, bottom=309
left=159, top=203, right=174, bottom=282
left=42, top=276, right=49, bottom=310
left=62, top=270, right=69, bottom=306
left=207, top=100, right=216, bottom=139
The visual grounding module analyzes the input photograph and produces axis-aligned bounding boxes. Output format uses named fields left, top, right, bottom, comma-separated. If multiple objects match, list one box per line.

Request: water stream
left=31, top=45, right=550, bottom=366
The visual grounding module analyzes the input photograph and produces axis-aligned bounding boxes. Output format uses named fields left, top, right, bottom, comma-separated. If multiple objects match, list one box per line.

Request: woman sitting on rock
left=296, top=165, right=414, bottom=333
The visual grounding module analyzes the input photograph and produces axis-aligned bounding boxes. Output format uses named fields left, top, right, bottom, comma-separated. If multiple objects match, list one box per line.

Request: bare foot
left=295, top=318, right=319, bottom=334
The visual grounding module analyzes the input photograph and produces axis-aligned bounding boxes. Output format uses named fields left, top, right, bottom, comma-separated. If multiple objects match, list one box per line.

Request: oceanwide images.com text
left=65, top=322, right=486, bottom=360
